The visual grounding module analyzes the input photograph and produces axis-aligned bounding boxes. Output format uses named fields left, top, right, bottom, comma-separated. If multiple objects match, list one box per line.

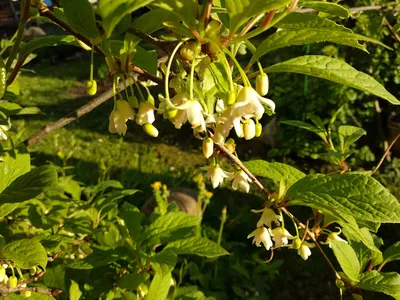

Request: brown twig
left=238, top=13, right=265, bottom=38
left=214, top=143, right=269, bottom=197
left=371, top=131, right=400, bottom=175
left=260, top=10, right=276, bottom=29
left=383, top=17, right=400, bottom=43
left=127, top=28, right=171, bottom=50
left=24, top=79, right=132, bottom=147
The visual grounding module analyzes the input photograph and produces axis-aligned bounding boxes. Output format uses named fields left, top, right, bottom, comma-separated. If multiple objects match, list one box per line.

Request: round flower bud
left=143, top=123, right=159, bottom=137
left=205, top=19, right=221, bottom=38
left=180, top=41, right=201, bottom=61
left=85, top=80, right=97, bottom=96
left=256, top=73, right=269, bottom=96
left=243, top=119, right=256, bottom=140
left=8, top=275, right=17, bottom=288
left=30, top=266, right=37, bottom=276
left=238, top=44, right=247, bottom=55
left=23, top=291, right=32, bottom=298
left=255, top=122, right=262, bottom=137
left=335, top=279, right=345, bottom=290
left=202, top=137, right=214, bottom=158
left=225, top=138, right=236, bottom=154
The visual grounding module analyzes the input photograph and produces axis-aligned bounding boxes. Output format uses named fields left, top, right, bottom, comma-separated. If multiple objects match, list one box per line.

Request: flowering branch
left=215, top=142, right=342, bottom=280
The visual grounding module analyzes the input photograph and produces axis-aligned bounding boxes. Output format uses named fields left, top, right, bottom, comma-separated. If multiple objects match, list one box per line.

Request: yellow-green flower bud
left=225, top=138, right=236, bottom=153
left=180, top=41, right=201, bottom=61
left=0, top=265, right=5, bottom=282
left=23, top=291, right=32, bottom=298
left=243, top=119, right=256, bottom=140
left=30, top=266, right=37, bottom=276
left=85, top=80, right=97, bottom=96
left=255, top=122, right=262, bottom=137
left=205, top=19, right=221, bottom=38
left=166, top=108, right=178, bottom=119
left=256, top=73, right=269, bottom=96
left=8, top=275, right=17, bottom=288
left=128, top=95, right=139, bottom=108
left=202, top=137, right=214, bottom=159
left=335, top=279, right=345, bottom=290
left=143, top=123, right=159, bottom=137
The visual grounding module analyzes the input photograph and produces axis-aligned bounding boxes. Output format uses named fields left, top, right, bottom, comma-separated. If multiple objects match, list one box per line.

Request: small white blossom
left=109, top=100, right=135, bottom=136
left=256, top=208, right=280, bottom=228
left=176, top=99, right=206, bottom=132
left=270, top=227, right=295, bottom=247
left=230, top=170, right=252, bottom=193
left=203, top=164, right=232, bottom=188
left=232, top=86, right=275, bottom=120
left=297, top=241, right=315, bottom=260
left=247, top=227, right=273, bottom=250
left=327, top=231, right=348, bottom=248
left=136, top=101, right=155, bottom=125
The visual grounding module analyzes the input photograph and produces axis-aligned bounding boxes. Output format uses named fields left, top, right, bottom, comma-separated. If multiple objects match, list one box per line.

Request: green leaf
left=140, top=212, right=200, bottom=246
left=243, top=160, right=305, bottom=188
left=67, top=246, right=128, bottom=269
left=0, top=146, right=30, bottom=192
left=165, top=236, right=229, bottom=258
left=382, top=242, right=400, bottom=266
left=276, top=12, right=354, bottom=31
left=149, top=249, right=177, bottom=277
left=7, top=293, right=55, bottom=299
left=264, top=56, right=400, bottom=105
left=280, top=120, right=328, bottom=143
left=301, top=2, right=350, bottom=18
left=42, top=265, right=66, bottom=290
left=357, top=271, right=400, bottom=298
left=117, top=273, right=147, bottom=290
left=19, top=35, right=76, bottom=58
left=252, top=29, right=371, bottom=61
left=152, top=0, right=197, bottom=28
left=338, top=125, right=366, bottom=152
left=225, top=0, right=292, bottom=33
left=132, top=47, right=158, bottom=76
left=330, top=239, right=361, bottom=283
left=0, top=165, right=58, bottom=204
left=147, top=272, right=172, bottom=300
left=98, top=0, right=155, bottom=38
left=287, top=173, right=400, bottom=225
left=61, top=0, right=100, bottom=40
left=69, top=280, right=82, bottom=300
left=1, top=239, right=47, bottom=269
left=0, top=203, right=19, bottom=218
left=119, top=202, right=142, bottom=243
left=58, top=176, right=81, bottom=200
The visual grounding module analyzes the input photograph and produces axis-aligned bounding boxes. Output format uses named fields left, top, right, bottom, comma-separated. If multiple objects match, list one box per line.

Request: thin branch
left=371, top=131, right=400, bottom=175
left=24, top=79, right=132, bottom=147
left=238, top=13, right=265, bottom=38
left=127, top=28, right=171, bottom=50
left=383, top=17, right=400, bottom=43
left=215, top=141, right=341, bottom=280
left=299, top=5, right=386, bottom=14
left=260, top=10, right=276, bottom=29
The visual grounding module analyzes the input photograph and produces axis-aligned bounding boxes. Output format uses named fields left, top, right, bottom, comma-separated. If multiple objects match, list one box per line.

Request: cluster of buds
left=0, top=264, right=31, bottom=297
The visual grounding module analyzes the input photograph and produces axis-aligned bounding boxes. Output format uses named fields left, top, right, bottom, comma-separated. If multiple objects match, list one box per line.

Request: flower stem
left=189, top=58, right=196, bottom=101
left=165, top=41, right=185, bottom=107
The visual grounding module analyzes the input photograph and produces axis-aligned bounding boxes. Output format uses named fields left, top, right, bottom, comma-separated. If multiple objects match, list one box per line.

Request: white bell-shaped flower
left=247, top=227, right=273, bottom=250
left=327, top=231, right=348, bottom=248
left=136, top=101, right=155, bottom=125
left=176, top=99, right=206, bottom=132
left=297, top=241, right=315, bottom=260
left=0, top=118, right=11, bottom=141
left=270, top=227, right=295, bottom=247
left=256, top=208, right=280, bottom=228
left=203, top=164, right=232, bottom=188
left=109, top=100, right=135, bottom=136
left=230, top=170, right=252, bottom=193
left=232, top=86, right=275, bottom=120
